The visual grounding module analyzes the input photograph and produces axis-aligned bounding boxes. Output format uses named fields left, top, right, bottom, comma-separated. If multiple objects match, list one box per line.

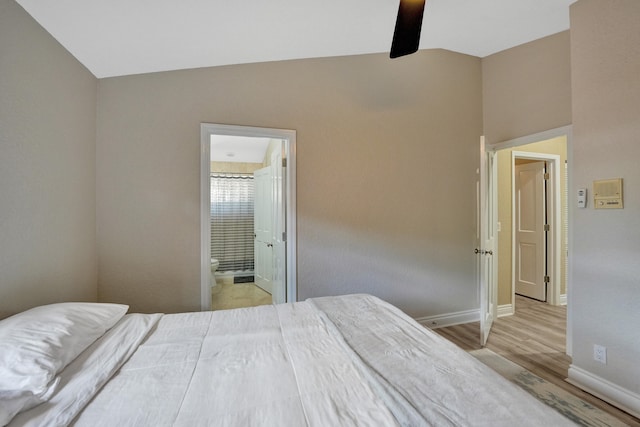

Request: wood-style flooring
left=435, top=295, right=640, bottom=426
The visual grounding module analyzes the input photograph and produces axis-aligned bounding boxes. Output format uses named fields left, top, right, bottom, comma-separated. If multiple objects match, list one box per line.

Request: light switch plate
left=577, top=188, right=587, bottom=208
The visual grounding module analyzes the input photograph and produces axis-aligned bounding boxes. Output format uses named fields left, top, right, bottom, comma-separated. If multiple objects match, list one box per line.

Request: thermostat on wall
left=593, top=178, right=623, bottom=209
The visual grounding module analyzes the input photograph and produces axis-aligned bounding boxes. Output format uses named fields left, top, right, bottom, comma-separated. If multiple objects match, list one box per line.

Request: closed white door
left=254, top=167, right=273, bottom=294
left=515, top=161, right=547, bottom=301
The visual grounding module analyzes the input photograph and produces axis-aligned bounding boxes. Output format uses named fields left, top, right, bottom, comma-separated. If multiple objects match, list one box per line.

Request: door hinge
left=282, top=232, right=287, bottom=242
left=282, top=158, right=287, bottom=168
left=544, top=275, right=550, bottom=283
left=544, top=224, right=550, bottom=232
left=544, top=173, right=550, bottom=180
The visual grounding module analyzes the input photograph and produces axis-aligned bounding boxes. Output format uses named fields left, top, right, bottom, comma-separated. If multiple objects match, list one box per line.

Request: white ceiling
left=16, top=0, right=576, bottom=79
left=210, top=136, right=272, bottom=164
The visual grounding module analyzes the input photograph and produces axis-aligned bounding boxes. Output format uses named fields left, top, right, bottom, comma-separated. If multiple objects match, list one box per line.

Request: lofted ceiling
left=16, top=0, right=576, bottom=79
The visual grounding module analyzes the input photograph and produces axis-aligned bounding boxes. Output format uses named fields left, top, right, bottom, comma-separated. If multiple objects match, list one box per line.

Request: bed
left=1, top=294, right=575, bottom=426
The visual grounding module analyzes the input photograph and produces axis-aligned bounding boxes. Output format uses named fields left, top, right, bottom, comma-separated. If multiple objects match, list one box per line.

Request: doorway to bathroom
left=200, top=123, right=297, bottom=311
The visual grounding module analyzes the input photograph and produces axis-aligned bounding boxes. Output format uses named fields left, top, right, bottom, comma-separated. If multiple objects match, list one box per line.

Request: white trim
left=200, top=126, right=212, bottom=311
left=285, top=131, right=298, bottom=304
left=416, top=309, right=480, bottom=329
left=200, top=123, right=297, bottom=311
left=567, top=365, right=640, bottom=419
left=488, top=125, right=573, bottom=152
left=565, top=127, right=574, bottom=357
left=497, top=304, right=514, bottom=317
left=559, top=294, right=567, bottom=305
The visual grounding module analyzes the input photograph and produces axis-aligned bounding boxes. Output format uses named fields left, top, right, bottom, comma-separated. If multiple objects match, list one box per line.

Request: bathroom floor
left=211, top=281, right=272, bottom=311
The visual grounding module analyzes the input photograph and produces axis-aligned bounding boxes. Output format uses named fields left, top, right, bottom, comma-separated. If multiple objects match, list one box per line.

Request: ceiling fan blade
left=390, top=0, right=426, bottom=58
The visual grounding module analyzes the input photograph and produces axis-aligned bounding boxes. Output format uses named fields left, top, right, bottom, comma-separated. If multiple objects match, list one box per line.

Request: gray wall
left=482, top=31, right=572, bottom=145
left=569, top=0, right=640, bottom=404
left=481, top=0, right=640, bottom=409
left=481, top=32, right=573, bottom=307
left=96, top=50, right=483, bottom=317
left=0, top=0, right=98, bottom=318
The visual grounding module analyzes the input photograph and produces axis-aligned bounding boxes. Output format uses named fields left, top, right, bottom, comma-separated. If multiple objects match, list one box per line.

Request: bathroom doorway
left=200, top=124, right=297, bottom=311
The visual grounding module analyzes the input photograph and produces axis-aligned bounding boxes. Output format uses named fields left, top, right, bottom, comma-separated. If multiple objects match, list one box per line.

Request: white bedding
left=8, top=295, right=575, bottom=426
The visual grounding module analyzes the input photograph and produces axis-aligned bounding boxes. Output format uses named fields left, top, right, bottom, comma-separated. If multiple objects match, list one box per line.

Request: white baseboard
left=567, top=365, right=640, bottom=419
left=559, top=293, right=567, bottom=305
left=497, top=304, right=514, bottom=317
left=415, top=309, right=479, bottom=329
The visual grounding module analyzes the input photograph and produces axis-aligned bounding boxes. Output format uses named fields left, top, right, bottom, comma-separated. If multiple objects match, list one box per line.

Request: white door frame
left=200, top=123, right=297, bottom=310
left=511, top=152, right=561, bottom=305
left=489, top=125, right=572, bottom=356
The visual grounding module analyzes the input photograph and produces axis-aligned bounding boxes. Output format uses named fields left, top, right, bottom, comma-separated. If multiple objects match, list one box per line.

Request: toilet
left=210, top=258, right=220, bottom=291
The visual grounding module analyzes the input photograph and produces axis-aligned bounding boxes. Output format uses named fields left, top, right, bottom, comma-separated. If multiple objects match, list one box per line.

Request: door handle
left=475, top=248, right=493, bottom=255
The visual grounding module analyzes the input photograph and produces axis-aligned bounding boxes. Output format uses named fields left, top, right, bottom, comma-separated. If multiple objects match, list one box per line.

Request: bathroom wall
left=211, top=162, right=263, bottom=174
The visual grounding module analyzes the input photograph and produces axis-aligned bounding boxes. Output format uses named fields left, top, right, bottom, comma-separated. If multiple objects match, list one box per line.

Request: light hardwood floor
left=435, top=295, right=640, bottom=426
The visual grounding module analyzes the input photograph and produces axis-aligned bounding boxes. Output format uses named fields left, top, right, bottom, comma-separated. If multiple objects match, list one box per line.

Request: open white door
left=478, top=136, right=498, bottom=346
left=253, top=147, right=286, bottom=303
left=270, top=146, right=286, bottom=304
left=254, top=167, right=273, bottom=294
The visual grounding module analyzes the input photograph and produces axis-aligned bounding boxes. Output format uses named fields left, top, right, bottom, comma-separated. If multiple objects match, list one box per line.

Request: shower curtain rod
left=210, top=173, right=254, bottom=179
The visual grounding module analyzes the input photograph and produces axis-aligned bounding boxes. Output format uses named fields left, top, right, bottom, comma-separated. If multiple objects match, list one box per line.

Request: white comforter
left=10, top=295, right=575, bottom=426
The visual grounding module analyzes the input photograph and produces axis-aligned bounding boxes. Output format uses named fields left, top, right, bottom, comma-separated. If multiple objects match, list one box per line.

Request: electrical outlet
left=593, top=344, right=607, bottom=364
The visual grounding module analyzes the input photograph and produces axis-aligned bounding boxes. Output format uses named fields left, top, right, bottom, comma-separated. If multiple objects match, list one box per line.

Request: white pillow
left=0, top=302, right=128, bottom=423
left=0, top=382, right=58, bottom=426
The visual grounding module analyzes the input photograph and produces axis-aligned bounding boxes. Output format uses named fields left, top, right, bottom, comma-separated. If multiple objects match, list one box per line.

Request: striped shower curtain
left=210, top=173, right=255, bottom=272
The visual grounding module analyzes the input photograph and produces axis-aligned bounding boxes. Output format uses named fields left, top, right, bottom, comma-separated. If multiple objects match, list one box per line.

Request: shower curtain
left=210, top=173, right=255, bottom=273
